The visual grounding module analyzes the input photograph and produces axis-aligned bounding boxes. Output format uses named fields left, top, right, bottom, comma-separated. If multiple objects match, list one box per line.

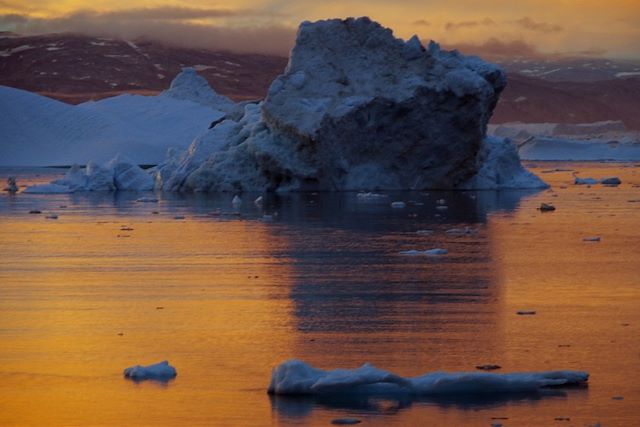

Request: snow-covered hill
left=0, top=69, right=229, bottom=166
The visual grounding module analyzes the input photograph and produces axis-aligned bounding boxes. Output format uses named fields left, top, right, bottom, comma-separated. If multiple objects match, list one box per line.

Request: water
left=0, top=163, right=638, bottom=426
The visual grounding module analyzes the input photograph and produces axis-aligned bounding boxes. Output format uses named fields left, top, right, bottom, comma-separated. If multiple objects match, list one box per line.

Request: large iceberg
left=268, top=360, right=588, bottom=396
left=154, top=17, right=545, bottom=192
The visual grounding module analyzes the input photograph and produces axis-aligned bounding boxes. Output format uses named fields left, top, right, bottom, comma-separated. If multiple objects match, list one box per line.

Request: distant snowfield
left=489, top=121, right=640, bottom=161
left=0, top=84, right=225, bottom=166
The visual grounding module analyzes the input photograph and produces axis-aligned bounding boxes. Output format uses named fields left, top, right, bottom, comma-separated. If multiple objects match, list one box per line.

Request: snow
left=267, top=360, right=589, bottom=395
left=0, top=70, right=227, bottom=166
left=123, top=360, right=177, bottom=381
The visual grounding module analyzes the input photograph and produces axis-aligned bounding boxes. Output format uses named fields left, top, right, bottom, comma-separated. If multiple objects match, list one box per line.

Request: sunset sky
left=1, top=0, right=639, bottom=58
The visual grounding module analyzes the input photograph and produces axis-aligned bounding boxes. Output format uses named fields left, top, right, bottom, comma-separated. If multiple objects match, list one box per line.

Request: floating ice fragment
left=574, top=176, right=598, bottom=185
left=436, top=205, right=448, bottom=210
left=399, top=248, right=448, bottom=256
left=437, top=199, right=446, bottom=205
left=174, top=215, right=185, bottom=220
left=45, top=214, right=58, bottom=219
left=356, top=192, right=388, bottom=201
left=4, top=177, right=17, bottom=193
left=29, top=210, right=41, bottom=214
left=538, top=203, right=555, bottom=212
left=600, top=177, right=621, bottom=185
left=416, top=229, right=434, bottom=235
left=331, top=419, right=362, bottom=425
left=267, top=360, right=589, bottom=395
left=583, top=236, right=601, bottom=242
left=390, top=201, right=406, bottom=208
left=446, top=227, right=478, bottom=235
left=232, top=195, right=242, bottom=207
left=123, top=360, right=177, bottom=381
left=517, top=310, right=537, bottom=315
left=476, top=364, right=501, bottom=371
left=136, top=197, right=158, bottom=203
left=254, top=196, right=263, bottom=206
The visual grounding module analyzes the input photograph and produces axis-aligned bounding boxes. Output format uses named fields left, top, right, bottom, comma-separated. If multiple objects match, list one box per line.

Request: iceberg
left=123, top=360, right=177, bottom=381
left=267, top=360, right=588, bottom=396
left=155, top=17, right=545, bottom=192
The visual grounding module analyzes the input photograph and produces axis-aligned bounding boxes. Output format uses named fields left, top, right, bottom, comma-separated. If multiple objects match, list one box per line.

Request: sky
left=1, top=0, right=639, bottom=58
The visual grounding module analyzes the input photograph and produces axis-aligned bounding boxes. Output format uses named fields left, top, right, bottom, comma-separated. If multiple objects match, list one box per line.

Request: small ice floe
left=3, top=177, right=18, bottom=193
left=174, top=215, right=185, bottom=220
left=538, top=203, right=555, bottom=212
left=583, top=236, right=601, bottom=242
left=574, top=176, right=598, bottom=185
left=436, top=199, right=446, bottom=205
left=416, top=229, right=434, bottom=235
left=136, top=197, right=158, bottom=203
left=390, top=201, right=406, bottom=208
left=23, top=183, right=72, bottom=194
left=262, top=214, right=274, bottom=222
left=29, top=209, right=42, bottom=214
left=267, top=360, right=589, bottom=395
left=232, top=195, right=242, bottom=207
left=356, top=192, right=387, bottom=201
left=331, top=419, right=362, bottom=425
left=612, top=396, right=624, bottom=400
left=254, top=196, right=263, bottom=206
left=517, top=310, right=537, bottom=315
left=399, top=248, right=448, bottom=256
left=436, top=205, right=448, bottom=210
left=45, top=214, right=58, bottom=219
left=476, top=364, right=501, bottom=371
left=446, top=227, right=478, bottom=235
left=600, top=177, right=621, bottom=186
left=120, top=226, right=134, bottom=231
left=123, top=360, right=177, bottom=381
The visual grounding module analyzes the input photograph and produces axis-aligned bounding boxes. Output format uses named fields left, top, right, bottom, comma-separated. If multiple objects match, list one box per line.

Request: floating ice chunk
left=356, top=192, right=388, bottom=201
left=254, top=196, right=263, bottom=206
left=123, top=360, right=177, bottom=381
left=4, top=177, right=18, bottom=193
left=583, top=236, right=601, bottom=242
left=232, top=195, right=242, bottom=207
left=476, top=364, right=501, bottom=371
left=267, top=360, right=588, bottom=395
left=390, top=201, right=406, bottom=208
left=436, top=199, right=446, bottom=205
left=136, top=197, right=158, bottom=203
left=399, top=248, right=448, bottom=256
left=331, top=418, right=362, bottom=425
left=45, top=214, right=58, bottom=219
left=446, top=227, right=478, bottom=235
left=600, top=177, right=621, bottom=185
left=574, top=176, right=598, bottom=185
left=416, top=229, right=434, bottom=235
left=517, top=310, right=537, bottom=315
left=539, top=203, right=555, bottom=212
left=23, top=183, right=73, bottom=194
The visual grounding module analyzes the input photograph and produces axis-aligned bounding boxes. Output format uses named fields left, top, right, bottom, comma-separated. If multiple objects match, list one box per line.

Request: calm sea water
left=0, top=163, right=638, bottom=426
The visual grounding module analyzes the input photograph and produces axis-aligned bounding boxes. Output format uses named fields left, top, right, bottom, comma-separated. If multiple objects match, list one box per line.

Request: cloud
left=412, top=19, right=430, bottom=26
left=513, top=17, right=563, bottom=33
left=444, top=18, right=494, bottom=31
left=75, top=7, right=239, bottom=21
left=0, top=11, right=296, bottom=55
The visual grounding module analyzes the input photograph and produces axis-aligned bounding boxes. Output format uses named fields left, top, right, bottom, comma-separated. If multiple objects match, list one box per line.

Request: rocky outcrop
left=154, top=17, right=544, bottom=192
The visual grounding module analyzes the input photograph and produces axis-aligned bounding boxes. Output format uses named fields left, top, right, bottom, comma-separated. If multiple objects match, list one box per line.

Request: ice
left=23, top=183, right=72, bottom=194
left=390, top=201, right=406, bottom=209
left=155, top=17, right=545, bottom=192
left=399, top=248, right=448, bottom=256
left=123, top=360, right=177, bottom=381
left=600, top=177, right=621, bottom=185
left=583, top=237, right=601, bottom=242
left=0, top=69, right=228, bottom=167
left=161, top=67, right=235, bottom=113
left=268, top=360, right=588, bottom=395
left=3, top=177, right=17, bottom=193
left=356, top=192, right=388, bottom=201
left=574, top=176, right=598, bottom=185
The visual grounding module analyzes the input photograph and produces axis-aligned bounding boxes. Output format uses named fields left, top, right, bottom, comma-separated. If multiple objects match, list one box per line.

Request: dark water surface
left=0, top=163, right=638, bottom=426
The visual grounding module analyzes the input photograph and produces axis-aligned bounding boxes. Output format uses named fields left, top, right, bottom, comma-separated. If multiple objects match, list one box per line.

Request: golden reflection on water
left=0, top=162, right=638, bottom=426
